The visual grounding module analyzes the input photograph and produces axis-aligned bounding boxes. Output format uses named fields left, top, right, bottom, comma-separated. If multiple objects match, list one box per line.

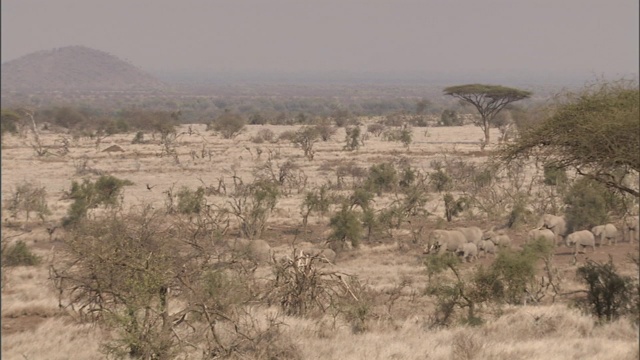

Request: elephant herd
left=423, top=214, right=640, bottom=262
left=423, top=226, right=511, bottom=262
left=536, top=214, right=640, bottom=256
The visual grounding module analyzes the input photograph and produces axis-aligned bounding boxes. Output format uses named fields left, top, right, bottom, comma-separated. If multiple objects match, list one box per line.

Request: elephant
left=565, top=230, right=596, bottom=255
left=537, top=214, right=567, bottom=245
left=453, top=226, right=484, bottom=246
left=226, top=238, right=272, bottom=264
left=478, top=239, right=496, bottom=257
left=456, top=242, right=478, bottom=262
left=424, top=229, right=467, bottom=255
left=527, top=228, right=556, bottom=245
left=482, top=229, right=511, bottom=248
left=299, top=247, right=337, bottom=264
left=623, top=215, right=639, bottom=243
left=591, top=223, right=618, bottom=246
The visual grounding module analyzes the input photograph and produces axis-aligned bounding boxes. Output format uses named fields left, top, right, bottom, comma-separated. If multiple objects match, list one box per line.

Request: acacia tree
left=501, top=79, right=639, bottom=198
left=443, top=84, right=532, bottom=145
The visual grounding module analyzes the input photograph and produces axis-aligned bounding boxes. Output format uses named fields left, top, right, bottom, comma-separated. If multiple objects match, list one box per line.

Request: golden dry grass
left=2, top=123, right=638, bottom=359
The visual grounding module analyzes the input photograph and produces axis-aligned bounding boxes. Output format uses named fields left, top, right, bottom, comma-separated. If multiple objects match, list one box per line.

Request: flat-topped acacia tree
left=443, top=84, right=532, bottom=145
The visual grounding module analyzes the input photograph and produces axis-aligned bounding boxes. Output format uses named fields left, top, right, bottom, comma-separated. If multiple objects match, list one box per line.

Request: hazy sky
left=2, top=0, right=638, bottom=79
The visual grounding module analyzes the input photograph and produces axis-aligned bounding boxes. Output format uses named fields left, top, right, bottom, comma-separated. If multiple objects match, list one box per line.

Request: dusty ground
left=2, top=123, right=638, bottom=359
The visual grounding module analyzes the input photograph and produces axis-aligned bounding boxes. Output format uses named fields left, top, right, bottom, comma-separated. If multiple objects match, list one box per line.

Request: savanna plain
left=2, top=120, right=639, bottom=360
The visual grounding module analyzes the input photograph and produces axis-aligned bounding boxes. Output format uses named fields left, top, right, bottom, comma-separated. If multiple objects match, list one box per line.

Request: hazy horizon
left=2, top=0, right=638, bottom=85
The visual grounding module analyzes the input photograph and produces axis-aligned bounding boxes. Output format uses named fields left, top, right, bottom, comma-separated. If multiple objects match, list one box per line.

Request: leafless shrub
left=4, top=181, right=51, bottom=222
left=267, top=248, right=371, bottom=332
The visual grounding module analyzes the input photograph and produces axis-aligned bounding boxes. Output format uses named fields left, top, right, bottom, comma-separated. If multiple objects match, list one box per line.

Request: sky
left=1, top=0, right=638, bottom=82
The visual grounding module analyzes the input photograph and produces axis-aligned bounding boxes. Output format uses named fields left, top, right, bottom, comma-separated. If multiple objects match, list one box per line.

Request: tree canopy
left=444, top=84, right=532, bottom=144
left=501, top=79, right=640, bottom=197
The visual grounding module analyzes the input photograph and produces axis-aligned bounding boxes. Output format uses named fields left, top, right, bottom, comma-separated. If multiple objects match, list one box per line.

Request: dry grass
left=2, top=124, right=638, bottom=359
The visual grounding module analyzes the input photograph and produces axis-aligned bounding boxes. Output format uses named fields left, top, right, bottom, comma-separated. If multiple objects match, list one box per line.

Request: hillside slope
left=1, top=46, right=166, bottom=92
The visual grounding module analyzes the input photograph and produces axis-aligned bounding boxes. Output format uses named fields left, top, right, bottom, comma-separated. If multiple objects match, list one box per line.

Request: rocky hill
left=1, top=46, right=166, bottom=92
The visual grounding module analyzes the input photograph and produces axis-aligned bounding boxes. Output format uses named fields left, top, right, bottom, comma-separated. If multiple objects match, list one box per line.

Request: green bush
left=543, top=164, right=568, bottom=186
left=365, top=162, right=398, bottom=195
left=2, top=241, right=41, bottom=267
left=344, top=126, right=362, bottom=151
left=64, top=175, right=133, bottom=226
left=132, top=131, right=145, bottom=144
left=564, top=177, right=624, bottom=232
left=210, top=111, right=246, bottom=139
left=576, top=258, right=636, bottom=322
left=430, top=169, right=452, bottom=192
left=177, top=186, right=205, bottom=214
left=329, top=204, right=362, bottom=250
left=440, top=109, right=463, bottom=126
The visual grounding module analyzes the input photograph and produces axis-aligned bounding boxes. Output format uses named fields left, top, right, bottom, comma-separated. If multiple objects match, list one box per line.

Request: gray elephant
left=454, top=226, right=483, bottom=246
left=623, top=215, right=639, bottom=243
left=591, top=223, right=618, bottom=246
left=424, top=229, right=467, bottom=255
left=538, top=214, right=567, bottom=245
left=482, top=229, right=511, bottom=248
left=527, top=228, right=556, bottom=245
left=300, top=247, right=337, bottom=264
left=226, top=238, right=272, bottom=264
left=565, top=230, right=596, bottom=255
left=478, top=239, right=496, bottom=257
left=456, top=242, right=478, bottom=262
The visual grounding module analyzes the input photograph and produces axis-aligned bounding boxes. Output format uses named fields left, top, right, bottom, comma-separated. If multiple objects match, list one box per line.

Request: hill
left=0, top=46, right=166, bottom=92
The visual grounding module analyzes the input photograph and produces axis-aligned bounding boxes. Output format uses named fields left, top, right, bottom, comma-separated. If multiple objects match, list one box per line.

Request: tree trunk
left=483, top=120, right=491, bottom=145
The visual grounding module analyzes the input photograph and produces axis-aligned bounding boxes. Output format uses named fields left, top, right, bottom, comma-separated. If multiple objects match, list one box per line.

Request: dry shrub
left=482, top=304, right=594, bottom=341
left=451, top=329, right=482, bottom=360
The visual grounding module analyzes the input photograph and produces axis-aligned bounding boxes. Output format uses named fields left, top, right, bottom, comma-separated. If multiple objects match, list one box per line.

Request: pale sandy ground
left=2, top=123, right=638, bottom=359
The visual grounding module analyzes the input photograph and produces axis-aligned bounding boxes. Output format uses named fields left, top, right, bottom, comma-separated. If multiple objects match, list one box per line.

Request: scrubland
left=2, top=123, right=638, bottom=359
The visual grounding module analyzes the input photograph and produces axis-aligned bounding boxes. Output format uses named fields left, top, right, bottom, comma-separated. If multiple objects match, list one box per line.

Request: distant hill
left=1, top=46, right=166, bottom=92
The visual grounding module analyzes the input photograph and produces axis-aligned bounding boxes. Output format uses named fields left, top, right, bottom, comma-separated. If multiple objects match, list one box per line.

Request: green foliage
left=53, top=106, right=88, bottom=129
left=292, top=126, right=320, bottom=160
left=364, top=162, right=398, bottom=195
left=429, top=169, right=452, bottom=193
left=564, top=177, right=624, bottom=232
left=4, top=181, right=51, bottom=222
left=229, top=179, right=280, bottom=239
left=382, top=126, right=413, bottom=147
left=350, top=187, right=374, bottom=210
left=177, top=186, right=205, bottom=214
left=210, top=111, right=246, bottom=139
left=314, top=122, right=337, bottom=141
left=2, top=241, right=41, bottom=267
left=576, top=257, right=636, bottom=322
left=440, top=109, right=463, bottom=126
left=443, top=193, right=468, bottom=222
left=329, top=203, right=362, bottom=250
left=543, top=164, right=568, bottom=186
left=344, top=126, right=363, bottom=151
left=64, top=175, right=133, bottom=226
left=131, top=131, right=145, bottom=144
left=1, top=109, right=20, bottom=136
left=424, top=238, right=554, bottom=326
left=502, top=79, right=639, bottom=197
left=444, top=84, right=532, bottom=144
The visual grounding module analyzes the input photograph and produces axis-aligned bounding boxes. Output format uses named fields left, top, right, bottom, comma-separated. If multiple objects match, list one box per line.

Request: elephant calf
left=478, top=240, right=496, bottom=257
left=483, top=230, right=511, bottom=248
left=566, top=230, right=596, bottom=255
left=527, top=228, right=556, bottom=245
left=591, top=223, right=618, bottom=246
left=456, top=242, right=478, bottom=262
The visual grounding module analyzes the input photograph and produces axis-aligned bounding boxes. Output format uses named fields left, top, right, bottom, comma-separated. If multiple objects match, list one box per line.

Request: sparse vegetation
left=2, top=92, right=638, bottom=360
